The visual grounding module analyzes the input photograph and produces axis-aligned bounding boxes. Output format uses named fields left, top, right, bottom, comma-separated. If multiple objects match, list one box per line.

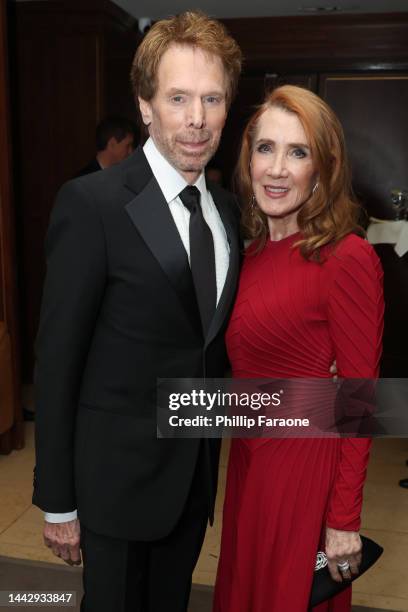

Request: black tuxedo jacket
left=33, top=147, right=241, bottom=541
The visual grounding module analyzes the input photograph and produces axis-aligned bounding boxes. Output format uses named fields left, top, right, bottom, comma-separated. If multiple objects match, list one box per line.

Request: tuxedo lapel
left=205, top=185, right=240, bottom=348
left=124, top=149, right=201, bottom=335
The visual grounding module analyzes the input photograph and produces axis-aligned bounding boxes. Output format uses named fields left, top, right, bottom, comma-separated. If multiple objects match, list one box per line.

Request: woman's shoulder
left=327, top=232, right=380, bottom=267
left=323, top=233, right=383, bottom=291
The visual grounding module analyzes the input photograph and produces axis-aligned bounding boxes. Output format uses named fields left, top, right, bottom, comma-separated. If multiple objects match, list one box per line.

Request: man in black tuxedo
left=76, top=116, right=136, bottom=177
left=33, top=11, right=242, bottom=612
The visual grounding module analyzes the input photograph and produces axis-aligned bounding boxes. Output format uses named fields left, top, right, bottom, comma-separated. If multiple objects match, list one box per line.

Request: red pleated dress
left=213, top=233, right=384, bottom=612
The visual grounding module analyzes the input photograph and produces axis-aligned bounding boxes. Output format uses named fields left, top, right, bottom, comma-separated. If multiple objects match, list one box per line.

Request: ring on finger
left=337, top=561, right=350, bottom=572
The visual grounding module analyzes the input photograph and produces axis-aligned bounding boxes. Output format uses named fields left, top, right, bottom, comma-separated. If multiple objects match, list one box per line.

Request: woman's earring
left=312, top=182, right=319, bottom=195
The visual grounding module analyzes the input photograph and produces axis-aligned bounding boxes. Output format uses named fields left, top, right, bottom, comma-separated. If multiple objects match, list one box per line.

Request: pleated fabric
left=213, top=233, right=384, bottom=612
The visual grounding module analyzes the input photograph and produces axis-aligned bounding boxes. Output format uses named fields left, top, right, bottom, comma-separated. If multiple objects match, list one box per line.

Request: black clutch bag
left=310, top=535, right=383, bottom=608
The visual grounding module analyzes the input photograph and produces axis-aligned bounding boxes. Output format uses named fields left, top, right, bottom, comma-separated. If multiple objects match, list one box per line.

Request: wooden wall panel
left=16, top=30, right=103, bottom=374
left=13, top=0, right=138, bottom=380
left=320, top=74, right=408, bottom=219
left=0, top=202, right=4, bottom=322
left=104, top=30, right=142, bottom=134
left=222, top=13, right=408, bottom=73
left=0, top=323, right=14, bottom=435
left=17, top=33, right=102, bottom=206
left=0, top=0, right=23, bottom=450
left=53, top=35, right=103, bottom=180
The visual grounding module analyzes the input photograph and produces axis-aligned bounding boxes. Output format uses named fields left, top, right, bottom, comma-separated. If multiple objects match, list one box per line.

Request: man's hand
left=43, top=519, right=81, bottom=566
left=325, top=526, right=362, bottom=583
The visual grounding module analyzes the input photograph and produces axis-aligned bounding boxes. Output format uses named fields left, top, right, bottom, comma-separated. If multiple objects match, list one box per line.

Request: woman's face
left=250, top=106, right=317, bottom=231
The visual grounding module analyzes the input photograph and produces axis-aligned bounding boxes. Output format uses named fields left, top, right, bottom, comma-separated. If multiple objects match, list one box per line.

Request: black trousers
left=80, top=447, right=209, bottom=612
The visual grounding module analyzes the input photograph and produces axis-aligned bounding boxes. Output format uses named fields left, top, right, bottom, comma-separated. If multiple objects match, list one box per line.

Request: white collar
left=143, top=137, right=208, bottom=204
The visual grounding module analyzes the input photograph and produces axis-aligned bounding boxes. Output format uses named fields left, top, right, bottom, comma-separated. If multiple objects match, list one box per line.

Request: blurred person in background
left=76, top=116, right=136, bottom=177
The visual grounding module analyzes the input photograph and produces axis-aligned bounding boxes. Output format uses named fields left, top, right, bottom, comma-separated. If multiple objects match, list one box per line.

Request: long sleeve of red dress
left=326, top=240, right=384, bottom=531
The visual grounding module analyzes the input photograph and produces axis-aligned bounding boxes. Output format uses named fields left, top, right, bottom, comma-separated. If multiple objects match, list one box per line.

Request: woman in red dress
left=213, top=86, right=384, bottom=612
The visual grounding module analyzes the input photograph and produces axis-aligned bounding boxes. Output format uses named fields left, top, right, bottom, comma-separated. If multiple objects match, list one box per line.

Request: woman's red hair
left=237, top=85, right=363, bottom=259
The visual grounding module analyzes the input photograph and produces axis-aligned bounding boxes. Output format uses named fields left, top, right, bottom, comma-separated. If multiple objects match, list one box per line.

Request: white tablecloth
left=367, top=219, right=408, bottom=257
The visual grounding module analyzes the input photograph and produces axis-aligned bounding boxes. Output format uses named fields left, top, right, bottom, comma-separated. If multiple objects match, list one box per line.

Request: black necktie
left=179, top=185, right=216, bottom=335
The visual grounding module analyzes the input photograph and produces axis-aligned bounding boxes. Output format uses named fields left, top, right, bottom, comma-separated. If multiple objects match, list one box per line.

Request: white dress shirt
left=143, top=137, right=229, bottom=303
left=45, top=137, right=230, bottom=524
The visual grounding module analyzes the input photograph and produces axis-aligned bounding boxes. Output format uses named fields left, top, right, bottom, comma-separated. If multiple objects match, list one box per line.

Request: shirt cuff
left=45, top=510, right=78, bottom=523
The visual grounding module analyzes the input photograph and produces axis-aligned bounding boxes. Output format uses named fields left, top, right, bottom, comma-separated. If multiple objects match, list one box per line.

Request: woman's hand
left=325, top=527, right=362, bottom=582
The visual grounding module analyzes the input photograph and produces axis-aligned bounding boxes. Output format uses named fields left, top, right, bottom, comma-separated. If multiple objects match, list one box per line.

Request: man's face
left=109, top=133, right=134, bottom=164
left=139, top=44, right=228, bottom=183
